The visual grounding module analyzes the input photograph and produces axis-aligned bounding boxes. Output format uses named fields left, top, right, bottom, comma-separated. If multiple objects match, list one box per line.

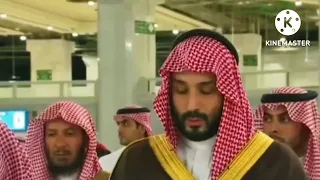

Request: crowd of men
left=1, top=29, right=319, bottom=180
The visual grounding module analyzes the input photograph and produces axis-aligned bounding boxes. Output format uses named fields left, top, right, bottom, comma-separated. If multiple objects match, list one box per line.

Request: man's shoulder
left=99, top=147, right=126, bottom=171
left=243, top=140, right=307, bottom=180
left=100, top=147, right=126, bottom=160
left=123, top=134, right=167, bottom=155
left=94, top=170, right=110, bottom=180
left=126, top=135, right=161, bottom=150
left=245, top=131, right=297, bottom=160
left=267, top=140, right=300, bottom=161
left=254, top=138, right=302, bottom=169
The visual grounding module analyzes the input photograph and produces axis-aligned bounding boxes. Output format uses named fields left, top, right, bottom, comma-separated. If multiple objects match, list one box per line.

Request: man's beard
left=170, top=102, right=223, bottom=141
left=46, top=145, right=86, bottom=177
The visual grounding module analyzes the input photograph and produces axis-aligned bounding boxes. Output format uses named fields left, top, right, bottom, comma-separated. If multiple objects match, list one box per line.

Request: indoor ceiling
left=0, top=0, right=318, bottom=38
left=164, top=0, right=319, bottom=33
left=0, top=0, right=213, bottom=36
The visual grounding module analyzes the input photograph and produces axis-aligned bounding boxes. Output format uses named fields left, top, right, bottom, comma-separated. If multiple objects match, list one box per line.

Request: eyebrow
left=117, top=119, right=128, bottom=124
left=47, top=127, right=75, bottom=132
left=172, top=78, right=215, bottom=85
left=264, top=112, right=288, bottom=116
left=198, top=80, right=215, bottom=86
left=172, top=78, right=185, bottom=84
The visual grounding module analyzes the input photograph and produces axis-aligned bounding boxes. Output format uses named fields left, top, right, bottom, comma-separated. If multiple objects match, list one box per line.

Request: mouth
left=185, top=118, right=205, bottom=127
left=55, top=152, right=69, bottom=157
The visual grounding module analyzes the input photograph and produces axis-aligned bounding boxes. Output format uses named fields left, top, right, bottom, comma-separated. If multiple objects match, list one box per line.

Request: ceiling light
left=88, top=1, right=95, bottom=6
left=295, top=1, right=302, bottom=6
left=238, top=2, right=243, bottom=5
left=172, top=29, right=179, bottom=35
left=245, top=1, right=250, bottom=4
left=72, top=32, right=79, bottom=37
left=125, top=42, right=132, bottom=48
left=0, top=14, right=7, bottom=19
left=47, top=26, right=53, bottom=30
left=154, top=24, right=158, bottom=28
left=20, top=36, right=27, bottom=41
left=267, top=3, right=272, bottom=6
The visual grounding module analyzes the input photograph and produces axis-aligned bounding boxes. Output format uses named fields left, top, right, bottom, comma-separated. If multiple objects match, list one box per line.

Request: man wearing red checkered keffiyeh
left=254, top=86, right=320, bottom=179
left=0, top=122, right=31, bottom=180
left=108, top=29, right=307, bottom=180
left=25, top=101, right=109, bottom=180
left=99, top=105, right=153, bottom=172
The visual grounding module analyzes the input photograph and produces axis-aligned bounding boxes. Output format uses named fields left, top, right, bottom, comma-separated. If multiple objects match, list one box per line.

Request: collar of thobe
left=180, top=136, right=216, bottom=150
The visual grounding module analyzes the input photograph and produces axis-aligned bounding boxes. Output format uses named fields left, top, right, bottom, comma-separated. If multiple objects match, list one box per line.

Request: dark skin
left=171, top=71, right=224, bottom=141
left=263, top=105, right=309, bottom=157
left=116, top=118, right=147, bottom=146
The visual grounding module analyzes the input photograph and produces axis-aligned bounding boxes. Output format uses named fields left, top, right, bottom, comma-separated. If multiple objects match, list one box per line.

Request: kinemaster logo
left=265, top=9, right=310, bottom=47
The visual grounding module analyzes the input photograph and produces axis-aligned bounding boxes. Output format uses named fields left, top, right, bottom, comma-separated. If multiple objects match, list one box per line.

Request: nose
left=118, top=125, right=123, bottom=135
left=269, top=122, right=279, bottom=133
left=54, top=136, right=67, bottom=147
left=186, top=93, right=199, bottom=111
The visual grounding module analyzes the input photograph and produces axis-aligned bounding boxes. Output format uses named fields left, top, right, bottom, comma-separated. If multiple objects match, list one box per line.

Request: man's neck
left=180, top=136, right=216, bottom=150
left=55, top=170, right=79, bottom=180
left=56, top=172, right=78, bottom=180
left=177, top=136, right=216, bottom=180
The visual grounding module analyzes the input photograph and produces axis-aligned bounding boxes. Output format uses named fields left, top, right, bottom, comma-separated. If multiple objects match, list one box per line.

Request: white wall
left=27, top=39, right=74, bottom=82
left=0, top=82, right=96, bottom=98
left=243, top=45, right=320, bottom=90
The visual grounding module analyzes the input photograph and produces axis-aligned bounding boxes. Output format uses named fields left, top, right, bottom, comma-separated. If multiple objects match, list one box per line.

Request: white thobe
left=99, top=146, right=126, bottom=172
left=56, top=172, right=78, bottom=180
left=177, top=136, right=216, bottom=180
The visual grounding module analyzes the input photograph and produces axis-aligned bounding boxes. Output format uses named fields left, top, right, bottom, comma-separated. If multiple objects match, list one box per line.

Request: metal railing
left=148, top=68, right=320, bottom=93
left=0, top=68, right=319, bottom=99
left=0, top=80, right=96, bottom=98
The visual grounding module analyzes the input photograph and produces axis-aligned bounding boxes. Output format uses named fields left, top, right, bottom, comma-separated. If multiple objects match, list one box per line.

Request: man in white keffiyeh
left=99, top=105, right=153, bottom=172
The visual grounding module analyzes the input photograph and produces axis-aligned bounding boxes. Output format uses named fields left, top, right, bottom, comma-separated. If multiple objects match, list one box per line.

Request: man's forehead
left=115, top=116, right=135, bottom=123
left=45, top=118, right=80, bottom=130
left=172, top=71, right=216, bottom=83
left=263, top=105, right=288, bottom=115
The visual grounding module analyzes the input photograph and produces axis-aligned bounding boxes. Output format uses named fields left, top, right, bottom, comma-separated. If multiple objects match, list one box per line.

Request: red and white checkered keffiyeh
left=153, top=35, right=255, bottom=179
left=254, top=86, right=320, bottom=179
left=114, top=105, right=153, bottom=136
left=25, top=101, right=102, bottom=180
left=0, top=122, right=30, bottom=180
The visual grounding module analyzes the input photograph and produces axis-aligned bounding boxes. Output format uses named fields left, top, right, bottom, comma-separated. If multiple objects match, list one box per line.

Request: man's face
left=263, top=106, right=305, bottom=151
left=45, top=119, right=86, bottom=176
left=117, top=118, right=146, bottom=146
left=171, top=71, right=224, bottom=141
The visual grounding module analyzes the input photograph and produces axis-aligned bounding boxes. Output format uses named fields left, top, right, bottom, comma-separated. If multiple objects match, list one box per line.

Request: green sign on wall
left=243, top=55, right=258, bottom=66
left=36, top=69, right=52, bottom=80
left=135, top=20, right=155, bottom=35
